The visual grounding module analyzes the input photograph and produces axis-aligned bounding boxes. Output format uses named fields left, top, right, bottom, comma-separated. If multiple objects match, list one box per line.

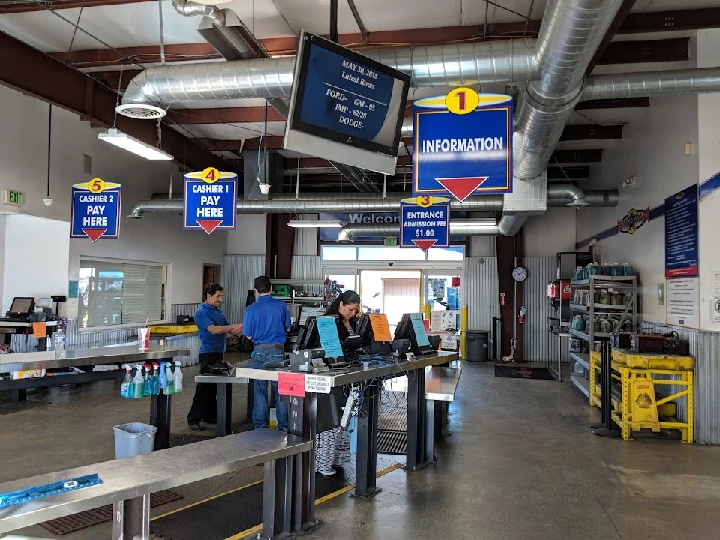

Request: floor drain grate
left=377, top=430, right=408, bottom=455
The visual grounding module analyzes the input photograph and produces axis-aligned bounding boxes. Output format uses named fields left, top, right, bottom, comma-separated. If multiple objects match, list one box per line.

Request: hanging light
left=288, top=220, right=343, bottom=228
left=98, top=128, right=173, bottom=161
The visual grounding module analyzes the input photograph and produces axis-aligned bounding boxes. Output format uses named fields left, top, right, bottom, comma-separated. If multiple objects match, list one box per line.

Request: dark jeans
left=251, top=346, right=288, bottom=431
left=187, top=352, right=223, bottom=424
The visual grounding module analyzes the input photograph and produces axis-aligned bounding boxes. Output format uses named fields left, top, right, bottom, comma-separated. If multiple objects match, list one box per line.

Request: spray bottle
left=132, top=364, right=145, bottom=399
left=120, top=364, right=132, bottom=398
left=164, top=362, right=175, bottom=395
left=151, top=362, right=161, bottom=395
left=158, top=361, right=167, bottom=392
left=173, top=360, right=183, bottom=393
left=142, top=363, right=153, bottom=397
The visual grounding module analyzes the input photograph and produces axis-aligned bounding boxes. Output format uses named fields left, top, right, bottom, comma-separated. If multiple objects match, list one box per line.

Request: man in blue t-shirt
left=243, top=275, right=291, bottom=431
left=187, top=283, right=243, bottom=431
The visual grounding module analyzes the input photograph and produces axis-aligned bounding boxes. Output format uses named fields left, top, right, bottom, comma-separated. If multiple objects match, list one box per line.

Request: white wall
left=0, top=84, right=228, bottom=316
left=524, top=207, right=577, bottom=256
left=575, top=94, right=700, bottom=323
left=227, top=214, right=266, bottom=254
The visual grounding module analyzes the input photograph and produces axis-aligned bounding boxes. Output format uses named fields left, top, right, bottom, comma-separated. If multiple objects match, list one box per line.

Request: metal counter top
left=196, top=351, right=459, bottom=387
left=0, top=344, right=190, bottom=373
left=425, top=363, right=462, bottom=402
left=0, top=429, right=309, bottom=533
left=0, top=320, right=58, bottom=328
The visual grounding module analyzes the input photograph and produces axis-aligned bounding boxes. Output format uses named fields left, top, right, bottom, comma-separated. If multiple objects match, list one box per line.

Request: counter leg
left=306, top=392, right=318, bottom=525
left=10, top=389, right=26, bottom=402
left=216, top=383, right=233, bottom=437
left=261, top=460, right=276, bottom=540
left=425, top=399, right=436, bottom=464
left=112, top=493, right=150, bottom=540
left=354, top=384, right=380, bottom=498
left=247, top=380, right=254, bottom=422
left=150, top=393, right=172, bottom=450
left=406, top=369, right=428, bottom=470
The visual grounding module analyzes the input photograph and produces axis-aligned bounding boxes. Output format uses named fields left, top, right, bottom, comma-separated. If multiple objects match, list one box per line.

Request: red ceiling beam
left=586, top=0, right=637, bottom=75
left=167, top=107, right=286, bottom=124
left=559, top=125, right=623, bottom=141
left=598, top=37, right=689, bottom=66
left=0, top=31, right=231, bottom=173
left=620, top=7, right=720, bottom=34
left=576, top=97, right=650, bottom=110
left=0, top=0, right=150, bottom=14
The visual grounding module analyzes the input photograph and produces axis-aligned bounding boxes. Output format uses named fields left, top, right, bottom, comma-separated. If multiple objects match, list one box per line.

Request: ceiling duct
left=128, top=184, right=617, bottom=218
left=171, top=0, right=225, bottom=27
left=337, top=220, right=501, bottom=242
left=582, top=67, right=720, bottom=100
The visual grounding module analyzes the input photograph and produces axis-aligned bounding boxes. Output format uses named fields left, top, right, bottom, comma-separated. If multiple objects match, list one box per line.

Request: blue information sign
left=183, top=168, right=238, bottom=234
left=70, top=179, right=121, bottom=242
left=413, top=91, right=513, bottom=202
left=316, top=316, right=344, bottom=358
left=400, top=200, right=450, bottom=251
left=665, top=185, right=699, bottom=278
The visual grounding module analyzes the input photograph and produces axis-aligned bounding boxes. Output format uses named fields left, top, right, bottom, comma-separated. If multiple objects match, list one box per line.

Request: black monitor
left=9, top=297, right=34, bottom=316
left=394, top=313, right=432, bottom=356
left=296, top=316, right=320, bottom=351
left=342, top=334, right=364, bottom=356
left=355, top=314, right=372, bottom=347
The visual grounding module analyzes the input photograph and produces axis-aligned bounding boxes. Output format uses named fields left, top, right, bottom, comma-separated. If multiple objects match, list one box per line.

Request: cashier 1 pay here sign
left=413, top=88, right=513, bottom=202
left=183, top=168, right=238, bottom=234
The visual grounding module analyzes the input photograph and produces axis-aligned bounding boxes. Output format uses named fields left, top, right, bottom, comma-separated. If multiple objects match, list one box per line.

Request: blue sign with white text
left=70, top=179, right=121, bottom=242
left=665, top=185, right=699, bottom=278
left=400, top=203, right=450, bottom=251
left=413, top=91, right=513, bottom=201
left=183, top=169, right=238, bottom=234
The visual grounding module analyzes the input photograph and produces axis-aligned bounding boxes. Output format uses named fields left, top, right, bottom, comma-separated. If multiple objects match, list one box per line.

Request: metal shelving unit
left=569, top=274, right=637, bottom=398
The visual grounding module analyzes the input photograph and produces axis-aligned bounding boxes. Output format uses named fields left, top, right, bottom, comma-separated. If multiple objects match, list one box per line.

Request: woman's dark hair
left=326, top=290, right=361, bottom=316
left=203, top=283, right=223, bottom=300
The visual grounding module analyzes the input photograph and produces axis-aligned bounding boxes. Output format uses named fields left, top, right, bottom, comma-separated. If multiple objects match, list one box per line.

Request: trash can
left=113, top=422, right=157, bottom=459
left=466, top=330, right=489, bottom=362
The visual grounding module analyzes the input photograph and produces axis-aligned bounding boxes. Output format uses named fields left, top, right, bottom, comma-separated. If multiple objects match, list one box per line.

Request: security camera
left=389, top=262, right=394, bottom=267
left=43, top=198, right=53, bottom=207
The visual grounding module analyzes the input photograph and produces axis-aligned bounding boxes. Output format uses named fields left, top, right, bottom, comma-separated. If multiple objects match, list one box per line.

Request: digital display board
left=284, top=31, right=411, bottom=175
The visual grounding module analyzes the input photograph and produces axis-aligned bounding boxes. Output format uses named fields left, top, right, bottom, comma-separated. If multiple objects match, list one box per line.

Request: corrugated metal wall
left=291, top=255, right=323, bottom=295
left=523, top=257, right=562, bottom=363
left=464, top=257, right=499, bottom=333
left=696, top=332, right=720, bottom=445
left=223, top=255, right=266, bottom=323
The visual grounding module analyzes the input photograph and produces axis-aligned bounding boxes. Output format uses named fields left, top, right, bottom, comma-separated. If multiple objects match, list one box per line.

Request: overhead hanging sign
left=665, top=185, right=698, bottom=278
left=183, top=168, right=238, bottom=234
left=70, top=178, right=121, bottom=242
left=413, top=89, right=513, bottom=202
left=399, top=196, right=450, bottom=251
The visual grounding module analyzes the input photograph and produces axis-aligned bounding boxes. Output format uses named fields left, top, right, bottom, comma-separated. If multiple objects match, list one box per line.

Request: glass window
left=321, top=246, right=358, bottom=261
left=357, top=247, right=425, bottom=261
left=79, top=260, right=166, bottom=328
left=427, top=246, right=465, bottom=261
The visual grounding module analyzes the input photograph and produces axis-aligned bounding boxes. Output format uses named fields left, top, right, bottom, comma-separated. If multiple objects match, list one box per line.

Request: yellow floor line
left=151, top=480, right=263, bottom=521
left=224, top=463, right=403, bottom=540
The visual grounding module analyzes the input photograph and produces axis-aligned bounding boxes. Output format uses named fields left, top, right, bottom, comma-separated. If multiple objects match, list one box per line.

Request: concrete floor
left=3, top=360, right=720, bottom=539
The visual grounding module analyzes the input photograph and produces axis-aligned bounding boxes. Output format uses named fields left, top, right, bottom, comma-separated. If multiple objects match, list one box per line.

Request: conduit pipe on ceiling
left=171, top=0, right=225, bottom=27
left=128, top=185, right=618, bottom=218
left=337, top=221, right=501, bottom=242
left=119, top=39, right=538, bottom=110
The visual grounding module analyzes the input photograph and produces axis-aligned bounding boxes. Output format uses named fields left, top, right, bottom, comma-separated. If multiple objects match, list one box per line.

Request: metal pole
left=329, top=0, right=339, bottom=42
left=592, top=341, right=620, bottom=438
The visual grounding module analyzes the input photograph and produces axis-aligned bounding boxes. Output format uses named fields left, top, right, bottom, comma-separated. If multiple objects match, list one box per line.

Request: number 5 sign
left=70, top=178, right=121, bottom=242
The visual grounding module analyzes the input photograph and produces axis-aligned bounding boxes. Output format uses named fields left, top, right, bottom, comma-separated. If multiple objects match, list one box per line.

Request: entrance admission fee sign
left=400, top=196, right=450, bottom=251
left=70, top=178, right=121, bottom=242
left=413, top=89, right=513, bottom=202
left=183, top=168, right=238, bottom=234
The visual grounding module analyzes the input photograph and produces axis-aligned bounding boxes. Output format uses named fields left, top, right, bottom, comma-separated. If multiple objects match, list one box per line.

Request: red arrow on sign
left=412, top=239, right=437, bottom=252
left=82, top=228, right=106, bottom=242
left=197, top=219, right=223, bottom=234
left=436, top=177, right=489, bottom=202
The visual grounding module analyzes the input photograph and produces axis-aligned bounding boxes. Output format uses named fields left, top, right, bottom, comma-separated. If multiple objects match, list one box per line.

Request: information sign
left=305, top=375, right=332, bottom=394
left=400, top=196, right=450, bottom=251
left=409, top=313, right=431, bottom=348
left=665, top=185, right=699, bottom=278
left=70, top=178, right=121, bottom=242
left=413, top=89, right=513, bottom=201
left=183, top=168, right=238, bottom=234
left=316, top=316, right=344, bottom=358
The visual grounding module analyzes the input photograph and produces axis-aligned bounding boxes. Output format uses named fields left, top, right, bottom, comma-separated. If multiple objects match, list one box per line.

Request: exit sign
left=4, top=190, right=24, bottom=207
left=384, top=237, right=398, bottom=246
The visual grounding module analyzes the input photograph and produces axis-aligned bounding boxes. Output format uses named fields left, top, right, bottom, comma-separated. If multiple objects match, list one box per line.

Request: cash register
left=1, top=297, right=35, bottom=322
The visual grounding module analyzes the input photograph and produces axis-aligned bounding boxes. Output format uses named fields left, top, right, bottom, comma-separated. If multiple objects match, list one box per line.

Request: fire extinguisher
left=518, top=305, right=527, bottom=324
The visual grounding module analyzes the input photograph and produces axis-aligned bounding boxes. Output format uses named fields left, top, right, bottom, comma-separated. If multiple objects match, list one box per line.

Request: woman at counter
left=315, top=290, right=361, bottom=476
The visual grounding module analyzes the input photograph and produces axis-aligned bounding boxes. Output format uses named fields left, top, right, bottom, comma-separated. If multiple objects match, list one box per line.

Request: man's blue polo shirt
left=195, top=302, right=230, bottom=354
left=243, top=295, right=291, bottom=345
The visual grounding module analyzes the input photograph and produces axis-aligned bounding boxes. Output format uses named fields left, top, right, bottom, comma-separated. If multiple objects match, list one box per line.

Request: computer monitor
left=9, top=297, right=34, bottom=316
left=296, top=316, right=320, bottom=351
left=394, top=313, right=432, bottom=355
left=342, top=334, right=363, bottom=356
left=355, top=314, right=372, bottom=347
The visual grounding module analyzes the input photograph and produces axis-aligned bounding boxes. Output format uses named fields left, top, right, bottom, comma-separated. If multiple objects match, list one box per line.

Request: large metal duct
left=120, top=39, right=538, bottom=109
left=171, top=0, right=224, bottom=27
left=582, top=67, right=720, bottom=101
left=499, top=0, right=624, bottom=236
left=128, top=184, right=617, bottom=218
left=337, top=220, right=501, bottom=242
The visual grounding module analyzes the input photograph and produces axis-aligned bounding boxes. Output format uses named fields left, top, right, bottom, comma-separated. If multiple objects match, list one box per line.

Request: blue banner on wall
left=413, top=90, right=513, bottom=201
left=183, top=168, right=238, bottom=234
left=70, top=178, right=121, bottom=242
left=400, top=201, right=450, bottom=251
left=665, top=185, right=699, bottom=278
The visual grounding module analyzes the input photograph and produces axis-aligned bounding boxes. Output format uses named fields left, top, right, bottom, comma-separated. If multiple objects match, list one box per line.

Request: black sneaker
left=188, top=422, right=203, bottom=432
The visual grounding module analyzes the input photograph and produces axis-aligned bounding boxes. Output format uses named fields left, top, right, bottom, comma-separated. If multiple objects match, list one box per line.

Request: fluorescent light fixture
left=98, top=128, right=173, bottom=161
left=288, top=219, right=343, bottom=228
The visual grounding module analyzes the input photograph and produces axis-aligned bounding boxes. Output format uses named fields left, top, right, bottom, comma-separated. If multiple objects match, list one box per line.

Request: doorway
left=203, top=264, right=221, bottom=288
left=359, top=270, right=421, bottom=332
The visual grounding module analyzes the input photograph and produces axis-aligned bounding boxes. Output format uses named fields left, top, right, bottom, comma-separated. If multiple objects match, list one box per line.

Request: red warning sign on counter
left=278, top=372, right=306, bottom=397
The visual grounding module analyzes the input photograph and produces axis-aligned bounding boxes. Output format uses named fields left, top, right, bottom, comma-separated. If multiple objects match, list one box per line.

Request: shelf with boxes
left=589, top=347, right=694, bottom=443
left=569, top=271, right=638, bottom=398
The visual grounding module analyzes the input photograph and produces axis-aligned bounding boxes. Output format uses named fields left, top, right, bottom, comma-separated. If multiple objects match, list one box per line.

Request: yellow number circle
left=416, top=196, right=434, bottom=208
left=88, top=178, right=105, bottom=193
left=201, top=167, right=219, bottom=184
left=446, top=87, right=479, bottom=115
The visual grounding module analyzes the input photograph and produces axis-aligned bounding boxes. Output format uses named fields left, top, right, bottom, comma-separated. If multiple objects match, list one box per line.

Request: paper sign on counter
left=305, top=375, right=331, bottom=394
left=32, top=322, right=46, bottom=339
left=278, top=372, right=306, bottom=397
left=369, top=314, right=392, bottom=342
left=316, top=316, right=344, bottom=358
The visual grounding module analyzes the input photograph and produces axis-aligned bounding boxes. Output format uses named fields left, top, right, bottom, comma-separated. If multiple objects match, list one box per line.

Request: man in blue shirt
left=243, top=275, right=291, bottom=431
left=187, top=283, right=243, bottom=431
